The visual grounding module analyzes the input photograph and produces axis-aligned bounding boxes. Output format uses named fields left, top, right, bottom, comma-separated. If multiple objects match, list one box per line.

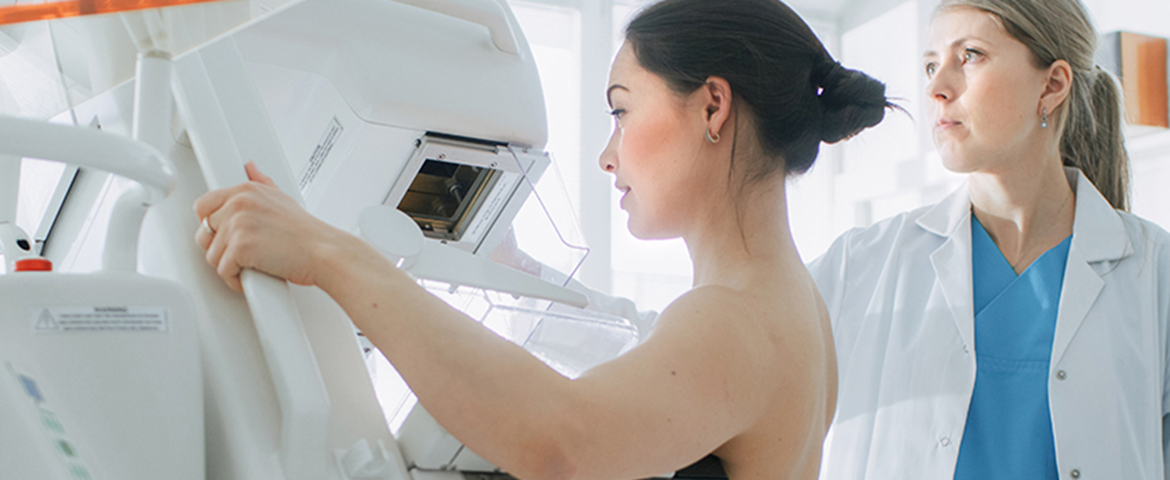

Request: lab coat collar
left=915, top=181, right=971, bottom=238
left=914, top=168, right=1132, bottom=263
left=1065, top=167, right=1133, bottom=263
left=917, top=183, right=977, bottom=356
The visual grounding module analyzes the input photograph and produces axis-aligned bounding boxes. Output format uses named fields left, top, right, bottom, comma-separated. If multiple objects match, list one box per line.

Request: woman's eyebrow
left=923, top=36, right=989, bottom=59
left=607, top=84, right=629, bottom=107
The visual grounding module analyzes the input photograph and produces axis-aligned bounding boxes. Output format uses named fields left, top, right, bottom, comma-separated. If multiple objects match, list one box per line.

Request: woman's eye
left=609, top=108, right=626, bottom=119
left=924, top=63, right=937, bottom=78
left=962, top=48, right=983, bottom=63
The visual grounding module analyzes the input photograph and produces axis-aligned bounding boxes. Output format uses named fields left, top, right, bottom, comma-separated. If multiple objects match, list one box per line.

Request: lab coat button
left=962, top=345, right=969, bottom=354
left=1070, top=468, right=1080, bottom=478
left=939, top=437, right=950, bottom=447
left=1056, top=370, right=1067, bottom=380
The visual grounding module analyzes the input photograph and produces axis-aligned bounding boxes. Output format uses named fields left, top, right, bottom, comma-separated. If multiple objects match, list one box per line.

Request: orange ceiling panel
left=0, top=0, right=234, bottom=26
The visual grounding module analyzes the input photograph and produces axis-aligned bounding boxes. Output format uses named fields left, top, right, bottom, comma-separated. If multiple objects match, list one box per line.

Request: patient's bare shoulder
left=660, top=278, right=822, bottom=328
left=652, top=285, right=769, bottom=337
left=650, top=282, right=824, bottom=371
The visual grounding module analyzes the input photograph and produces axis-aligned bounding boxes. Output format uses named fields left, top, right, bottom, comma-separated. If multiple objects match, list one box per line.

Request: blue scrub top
left=953, top=215, right=1072, bottom=480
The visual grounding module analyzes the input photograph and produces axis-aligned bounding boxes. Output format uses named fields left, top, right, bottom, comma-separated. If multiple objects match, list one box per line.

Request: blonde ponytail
left=1060, top=66, right=1128, bottom=210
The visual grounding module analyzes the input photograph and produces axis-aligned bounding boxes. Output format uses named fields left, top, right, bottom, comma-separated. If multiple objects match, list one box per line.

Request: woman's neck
left=683, top=179, right=800, bottom=290
left=968, top=149, right=1075, bottom=273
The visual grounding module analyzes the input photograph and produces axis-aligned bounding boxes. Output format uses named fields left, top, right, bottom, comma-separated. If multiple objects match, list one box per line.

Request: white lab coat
left=807, top=168, right=1170, bottom=480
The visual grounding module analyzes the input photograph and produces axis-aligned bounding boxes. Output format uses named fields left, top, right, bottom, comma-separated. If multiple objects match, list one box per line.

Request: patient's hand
left=193, top=162, right=362, bottom=292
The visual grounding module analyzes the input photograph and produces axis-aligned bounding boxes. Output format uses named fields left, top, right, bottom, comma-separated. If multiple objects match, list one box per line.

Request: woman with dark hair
left=809, top=0, right=1170, bottom=478
left=194, top=0, right=891, bottom=478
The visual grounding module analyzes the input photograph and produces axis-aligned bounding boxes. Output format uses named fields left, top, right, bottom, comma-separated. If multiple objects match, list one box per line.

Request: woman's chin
left=626, top=220, right=652, bottom=239
left=626, top=219, right=678, bottom=241
left=938, top=150, right=981, bottom=175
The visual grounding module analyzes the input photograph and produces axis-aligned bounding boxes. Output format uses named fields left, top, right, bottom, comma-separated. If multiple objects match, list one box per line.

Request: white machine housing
left=154, top=0, right=605, bottom=478
left=0, top=116, right=203, bottom=480
left=0, top=272, right=204, bottom=480
left=1, top=1, right=636, bottom=479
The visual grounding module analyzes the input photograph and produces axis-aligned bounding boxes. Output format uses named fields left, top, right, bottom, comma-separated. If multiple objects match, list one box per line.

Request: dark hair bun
left=627, top=0, right=893, bottom=177
left=815, top=62, right=890, bottom=144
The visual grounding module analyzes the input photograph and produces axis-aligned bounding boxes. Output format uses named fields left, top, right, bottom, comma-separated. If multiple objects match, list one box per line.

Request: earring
left=705, top=128, right=720, bottom=144
left=1041, top=107, right=1048, bottom=129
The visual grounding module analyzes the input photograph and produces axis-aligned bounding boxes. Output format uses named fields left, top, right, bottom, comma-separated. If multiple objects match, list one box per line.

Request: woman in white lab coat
left=192, top=0, right=893, bottom=478
left=808, top=0, right=1170, bottom=479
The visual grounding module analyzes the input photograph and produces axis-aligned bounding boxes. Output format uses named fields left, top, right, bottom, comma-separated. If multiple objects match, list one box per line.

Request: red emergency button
left=15, top=258, right=52, bottom=272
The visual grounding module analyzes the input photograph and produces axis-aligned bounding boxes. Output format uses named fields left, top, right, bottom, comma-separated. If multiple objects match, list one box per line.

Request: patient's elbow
left=497, top=386, right=594, bottom=480
left=505, top=435, right=579, bottom=480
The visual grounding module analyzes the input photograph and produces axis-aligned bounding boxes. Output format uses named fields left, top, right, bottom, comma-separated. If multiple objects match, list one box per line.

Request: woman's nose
left=598, top=133, right=618, bottom=173
left=927, top=66, right=957, bottom=102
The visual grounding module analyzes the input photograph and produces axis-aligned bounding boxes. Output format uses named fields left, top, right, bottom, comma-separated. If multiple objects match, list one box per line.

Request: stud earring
left=705, top=128, right=720, bottom=144
left=1041, top=107, right=1048, bottom=129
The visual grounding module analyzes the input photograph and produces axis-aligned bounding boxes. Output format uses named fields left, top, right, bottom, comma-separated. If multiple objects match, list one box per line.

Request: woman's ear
left=702, top=76, right=733, bottom=141
left=1040, top=59, right=1073, bottom=116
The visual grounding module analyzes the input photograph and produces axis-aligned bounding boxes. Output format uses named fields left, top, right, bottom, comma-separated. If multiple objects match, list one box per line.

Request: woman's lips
left=935, top=118, right=963, bottom=131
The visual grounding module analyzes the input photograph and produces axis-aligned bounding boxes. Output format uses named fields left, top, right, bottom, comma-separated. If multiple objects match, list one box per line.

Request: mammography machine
left=0, top=1, right=638, bottom=478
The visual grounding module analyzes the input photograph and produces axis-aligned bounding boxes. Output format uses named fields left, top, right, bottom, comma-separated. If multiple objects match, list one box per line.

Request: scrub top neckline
left=971, top=214, right=1073, bottom=279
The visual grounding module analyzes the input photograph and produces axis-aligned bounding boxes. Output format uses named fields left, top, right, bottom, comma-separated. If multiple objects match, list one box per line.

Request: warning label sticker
left=32, top=307, right=169, bottom=333
left=298, top=117, right=343, bottom=195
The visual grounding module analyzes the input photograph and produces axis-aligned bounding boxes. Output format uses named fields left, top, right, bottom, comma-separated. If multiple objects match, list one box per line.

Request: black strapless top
left=673, top=455, right=727, bottom=479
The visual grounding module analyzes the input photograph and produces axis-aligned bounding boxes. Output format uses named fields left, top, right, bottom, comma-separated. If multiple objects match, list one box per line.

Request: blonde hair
left=939, top=0, right=1130, bottom=210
